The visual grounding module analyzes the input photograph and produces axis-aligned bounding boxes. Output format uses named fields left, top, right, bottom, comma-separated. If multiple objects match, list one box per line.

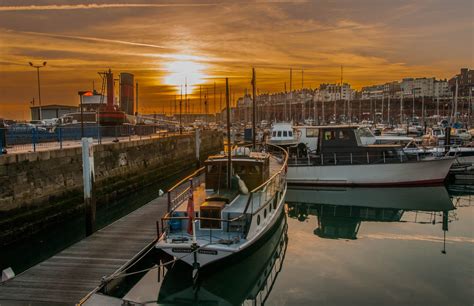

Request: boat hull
left=287, top=157, right=454, bottom=186
left=158, top=186, right=287, bottom=268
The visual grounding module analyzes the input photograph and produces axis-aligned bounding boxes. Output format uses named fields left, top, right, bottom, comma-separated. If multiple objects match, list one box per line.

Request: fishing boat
left=285, top=125, right=455, bottom=186
left=155, top=144, right=288, bottom=271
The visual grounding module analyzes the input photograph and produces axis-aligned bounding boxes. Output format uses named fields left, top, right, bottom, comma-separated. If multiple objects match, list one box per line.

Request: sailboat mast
left=252, top=68, right=257, bottom=149
left=226, top=78, right=232, bottom=189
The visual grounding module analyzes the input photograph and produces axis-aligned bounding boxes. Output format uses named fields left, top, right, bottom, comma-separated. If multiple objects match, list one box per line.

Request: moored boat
left=155, top=144, right=288, bottom=271
left=285, top=125, right=455, bottom=186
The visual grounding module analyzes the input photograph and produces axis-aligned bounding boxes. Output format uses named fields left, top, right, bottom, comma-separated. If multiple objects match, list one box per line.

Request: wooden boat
left=155, top=145, right=288, bottom=271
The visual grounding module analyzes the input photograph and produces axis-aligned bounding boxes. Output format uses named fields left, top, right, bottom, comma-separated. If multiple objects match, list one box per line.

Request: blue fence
left=0, top=124, right=176, bottom=154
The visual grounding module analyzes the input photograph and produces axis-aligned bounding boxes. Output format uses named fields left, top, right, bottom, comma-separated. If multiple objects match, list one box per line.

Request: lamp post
left=29, top=61, right=47, bottom=120
left=78, top=91, right=93, bottom=138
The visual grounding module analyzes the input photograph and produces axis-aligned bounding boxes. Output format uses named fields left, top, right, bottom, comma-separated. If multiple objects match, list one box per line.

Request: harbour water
left=84, top=184, right=473, bottom=305
left=0, top=169, right=194, bottom=275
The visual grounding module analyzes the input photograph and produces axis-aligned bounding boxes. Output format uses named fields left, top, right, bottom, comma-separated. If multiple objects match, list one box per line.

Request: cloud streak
left=0, top=3, right=216, bottom=12
left=5, top=29, right=169, bottom=50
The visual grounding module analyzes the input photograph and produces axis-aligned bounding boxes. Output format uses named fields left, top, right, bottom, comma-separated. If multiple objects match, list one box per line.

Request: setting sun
left=162, top=59, right=208, bottom=94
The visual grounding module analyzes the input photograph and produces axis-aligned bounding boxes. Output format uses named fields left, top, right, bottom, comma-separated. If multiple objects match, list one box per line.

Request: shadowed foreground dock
left=0, top=195, right=167, bottom=305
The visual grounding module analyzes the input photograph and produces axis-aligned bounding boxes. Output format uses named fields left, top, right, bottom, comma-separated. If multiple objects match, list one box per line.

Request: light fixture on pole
left=29, top=61, right=47, bottom=120
left=78, top=91, right=93, bottom=138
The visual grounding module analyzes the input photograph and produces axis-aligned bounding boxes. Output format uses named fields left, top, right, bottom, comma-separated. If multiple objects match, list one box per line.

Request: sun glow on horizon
left=162, top=59, right=208, bottom=94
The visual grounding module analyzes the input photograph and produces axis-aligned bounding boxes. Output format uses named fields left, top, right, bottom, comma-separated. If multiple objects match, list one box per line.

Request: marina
left=0, top=2, right=473, bottom=305
left=66, top=185, right=474, bottom=305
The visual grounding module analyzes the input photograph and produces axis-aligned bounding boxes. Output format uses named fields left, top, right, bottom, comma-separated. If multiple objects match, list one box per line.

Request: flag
left=186, top=188, right=194, bottom=235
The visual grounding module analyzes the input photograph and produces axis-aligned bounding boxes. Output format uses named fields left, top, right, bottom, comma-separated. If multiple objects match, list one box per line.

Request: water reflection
left=116, top=212, right=288, bottom=305
left=287, top=186, right=456, bottom=252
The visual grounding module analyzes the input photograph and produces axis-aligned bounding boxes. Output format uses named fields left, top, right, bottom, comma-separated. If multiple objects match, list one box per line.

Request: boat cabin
left=199, top=152, right=270, bottom=229
left=205, top=152, right=270, bottom=192
left=268, top=122, right=299, bottom=146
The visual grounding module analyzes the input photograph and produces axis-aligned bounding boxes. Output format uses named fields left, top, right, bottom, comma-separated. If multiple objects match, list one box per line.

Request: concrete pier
left=0, top=131, right=222, bottom=245
left=0, top=194, right=167, bottom=305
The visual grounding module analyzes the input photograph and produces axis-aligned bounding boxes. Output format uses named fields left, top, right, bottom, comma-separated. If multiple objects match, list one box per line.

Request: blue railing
left=0, top=124, right=178, bottom=154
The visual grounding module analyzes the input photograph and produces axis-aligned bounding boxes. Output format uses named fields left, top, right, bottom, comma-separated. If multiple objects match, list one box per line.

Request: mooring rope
left=104, top=242, right=214, bottom=281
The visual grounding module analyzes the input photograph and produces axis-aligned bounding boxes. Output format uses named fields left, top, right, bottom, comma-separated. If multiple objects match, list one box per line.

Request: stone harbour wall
left=0, top=131, right=223, bottom=245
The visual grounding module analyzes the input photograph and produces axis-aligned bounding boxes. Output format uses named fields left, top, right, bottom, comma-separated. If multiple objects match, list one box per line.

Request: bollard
left=82, top=138, right=96, bottom=236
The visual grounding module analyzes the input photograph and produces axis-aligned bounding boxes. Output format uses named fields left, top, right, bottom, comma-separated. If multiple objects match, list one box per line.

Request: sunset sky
left=0, top=0, right=472, bottom=120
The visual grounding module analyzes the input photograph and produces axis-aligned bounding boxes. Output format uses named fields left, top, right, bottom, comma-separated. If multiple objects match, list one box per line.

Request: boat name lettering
left=198, top=249, right=218, bottom=255
left=172, top=247, right=193, bottom=253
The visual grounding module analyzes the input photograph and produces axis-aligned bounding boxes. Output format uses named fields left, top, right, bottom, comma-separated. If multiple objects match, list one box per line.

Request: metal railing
left=287, top=150, right=438, bottom=166
left=0, top=125, right=187, bottom=154
left=160, top=144, right=289, bottom=239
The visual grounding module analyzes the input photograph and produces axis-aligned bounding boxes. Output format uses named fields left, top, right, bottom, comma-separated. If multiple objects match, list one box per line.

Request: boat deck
left=174, top=155, right=283, bottom=215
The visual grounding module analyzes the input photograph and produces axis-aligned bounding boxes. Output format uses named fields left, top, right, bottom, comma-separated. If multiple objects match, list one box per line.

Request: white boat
left=267, top=122, right=299, bottom=147
left=154, top=214, right=288, bottom=305
left=285, top=125, right=455, bottom=186
left=404, top=144, right=474, bottom=167
left=155, top=145, right=288, bottom=270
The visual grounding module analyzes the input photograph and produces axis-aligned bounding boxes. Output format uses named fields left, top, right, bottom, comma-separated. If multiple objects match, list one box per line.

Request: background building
left=317, top=83, right=354, bottom=101
left=30, top=104, right=78, bottom=120
left=449, top=68, right=473, bottom=97
left=120, top=73, right=135, bottom=115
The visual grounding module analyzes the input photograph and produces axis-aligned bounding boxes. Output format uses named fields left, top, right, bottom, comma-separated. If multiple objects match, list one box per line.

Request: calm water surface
left=3, top=183, right=473, bottom=305
left=266, top=186, right=473, bottom=306
left=105, top=184, right=474, bottom=305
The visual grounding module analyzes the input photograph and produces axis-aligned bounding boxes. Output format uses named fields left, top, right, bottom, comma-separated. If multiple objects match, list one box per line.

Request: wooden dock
left=0, top=195, right=168, bottom=305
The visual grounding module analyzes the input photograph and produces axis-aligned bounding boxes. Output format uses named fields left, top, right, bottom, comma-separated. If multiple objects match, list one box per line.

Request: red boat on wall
left=98, top=69, right=126, bottom=125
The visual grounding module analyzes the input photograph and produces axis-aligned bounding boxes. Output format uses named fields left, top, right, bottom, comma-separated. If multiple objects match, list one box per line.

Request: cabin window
left=324, top=131, right=336, bottom=140
left=289, top=131, right=293, bottom=137
left=283, top=131, right=288, bottom=137
left=272, top=131, right=276, bottom=137
left=338, top=130, right=349, bottom=140
left=306, top=128, right=318, bottom=137
left=234, top=165, right=246, bottom=174
left=248, top=165, right=261, bottom=175
left=257, top=215, right=261, bottom=225
left=264, top=208, right=267, bottom=219
left=277, top=131, right=282, bottom=137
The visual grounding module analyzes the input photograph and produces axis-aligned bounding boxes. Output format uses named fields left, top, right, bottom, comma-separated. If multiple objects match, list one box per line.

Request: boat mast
left=289, top=68, right=292, bottom=122
left=226, top=78, right=232, bottom=189
left=252, top=68, right=257, bottom=149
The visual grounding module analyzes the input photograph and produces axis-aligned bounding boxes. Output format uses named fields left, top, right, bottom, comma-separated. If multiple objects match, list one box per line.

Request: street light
left=29, top=61, right=47, bottom=120
left=78, top=91, right=93, bottom=138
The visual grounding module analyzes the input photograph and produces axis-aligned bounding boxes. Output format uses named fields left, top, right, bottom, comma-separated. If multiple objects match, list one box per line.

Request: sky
left=0, top=0, right=472, bottom=120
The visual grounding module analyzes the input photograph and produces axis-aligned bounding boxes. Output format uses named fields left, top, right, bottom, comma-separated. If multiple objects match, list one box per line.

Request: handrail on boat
left=160, top=144, right=288, bottom=238
left=167, top=167, right=205, bottom=194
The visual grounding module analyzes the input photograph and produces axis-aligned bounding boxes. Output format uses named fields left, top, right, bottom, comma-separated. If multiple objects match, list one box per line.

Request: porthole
left=264, top=209, right=267, bottom=219
left=269, top=202, right=272, bottom=212
left=273, top=196, right=277, bottom=210
left=257, top=215, right=261, bottom=225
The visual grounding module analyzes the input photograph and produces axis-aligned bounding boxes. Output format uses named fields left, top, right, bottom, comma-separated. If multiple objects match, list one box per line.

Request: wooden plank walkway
left=0, top=195, right=168, bottom=305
